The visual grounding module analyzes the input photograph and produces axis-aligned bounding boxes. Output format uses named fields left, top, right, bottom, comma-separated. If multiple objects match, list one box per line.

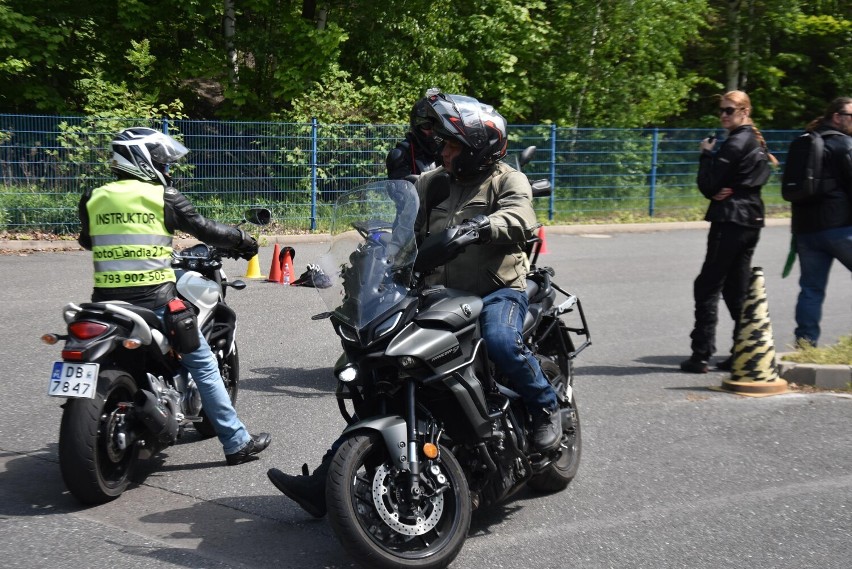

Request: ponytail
left=751, top=125, right=779, bottom=167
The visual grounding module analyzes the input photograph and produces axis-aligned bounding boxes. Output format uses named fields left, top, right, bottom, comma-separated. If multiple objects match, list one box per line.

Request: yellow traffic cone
left=720, top=267, right=788, bottom=396
left=243, top=254, right=265, bottom=279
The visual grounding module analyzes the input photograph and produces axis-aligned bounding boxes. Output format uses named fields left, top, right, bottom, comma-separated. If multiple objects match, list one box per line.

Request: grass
left=781, top=335, right=852, bottom=366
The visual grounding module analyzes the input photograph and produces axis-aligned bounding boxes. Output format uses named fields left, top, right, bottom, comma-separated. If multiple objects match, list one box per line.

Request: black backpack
left=781, top=129, right=842, bottom=203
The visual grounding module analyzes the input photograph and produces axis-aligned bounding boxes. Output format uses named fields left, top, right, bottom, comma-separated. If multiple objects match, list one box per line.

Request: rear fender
left=340, top=415, right=408, bottom=470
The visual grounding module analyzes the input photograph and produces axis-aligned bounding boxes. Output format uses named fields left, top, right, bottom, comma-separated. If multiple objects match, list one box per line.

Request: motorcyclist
left=77, top=126, right=271, bottom=466
left=267, top=92, right=560, bottom=517
left=385, top=93, right=441, bottom=180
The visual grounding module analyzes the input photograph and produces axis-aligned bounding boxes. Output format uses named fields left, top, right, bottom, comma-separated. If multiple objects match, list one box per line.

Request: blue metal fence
left=0, top=114, right=797, bottom=233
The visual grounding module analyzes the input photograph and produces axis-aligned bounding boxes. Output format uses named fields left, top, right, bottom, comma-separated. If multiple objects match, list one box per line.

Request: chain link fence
left=0, top=114, right=797, bottom=234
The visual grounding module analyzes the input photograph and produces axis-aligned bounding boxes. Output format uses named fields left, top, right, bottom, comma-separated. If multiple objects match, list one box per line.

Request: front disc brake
left=371, top=463, right=444, bottom=536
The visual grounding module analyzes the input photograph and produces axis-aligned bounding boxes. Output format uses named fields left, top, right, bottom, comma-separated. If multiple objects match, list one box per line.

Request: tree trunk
left=224, top=0, right=238, bottom=85
left=725, top=0, right=741, bottom=91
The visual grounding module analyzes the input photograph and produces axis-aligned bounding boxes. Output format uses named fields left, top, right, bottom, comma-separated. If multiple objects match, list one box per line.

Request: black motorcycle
left=41, top=209, right=270, bottom=504
left=311, top=179, right=590, bottom=569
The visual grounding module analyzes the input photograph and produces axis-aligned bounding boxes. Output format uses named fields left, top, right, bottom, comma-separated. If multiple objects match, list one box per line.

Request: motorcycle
left=311, top=176, right=590, bottom=569
left=41, top=208, right=270, bottom=505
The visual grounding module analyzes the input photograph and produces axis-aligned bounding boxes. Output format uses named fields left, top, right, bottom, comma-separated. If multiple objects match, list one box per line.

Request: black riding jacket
left=791, top=125, right=852, bottom=235
left=697, top=124, right=771, bottom=228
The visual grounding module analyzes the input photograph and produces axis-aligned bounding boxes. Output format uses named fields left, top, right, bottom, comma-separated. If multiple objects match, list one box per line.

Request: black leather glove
left=236, top=228, right=259, bottom=260
left=458, top=214, right=491, bottom=244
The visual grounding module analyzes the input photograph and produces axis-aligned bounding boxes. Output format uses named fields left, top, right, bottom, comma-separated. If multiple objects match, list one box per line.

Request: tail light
left=61, top=350, right=84, bottom=361
left=69, top=321, right=109, bottom=340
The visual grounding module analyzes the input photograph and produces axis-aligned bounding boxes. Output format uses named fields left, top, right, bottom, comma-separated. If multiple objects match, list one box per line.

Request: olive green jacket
left=414, top=162, right=540, bottom=297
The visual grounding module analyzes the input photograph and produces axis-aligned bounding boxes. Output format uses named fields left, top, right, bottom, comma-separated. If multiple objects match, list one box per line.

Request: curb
left=0, top=218, right=792, bottom=253
left=776, top=355, right=852, bottom=390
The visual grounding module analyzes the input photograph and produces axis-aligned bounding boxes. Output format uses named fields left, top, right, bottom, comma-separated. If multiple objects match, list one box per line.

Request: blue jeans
left=480, top=288, right=558, bottom=414
left=154, top=307, right=251, bottom=455
left=794, top=225, right=852, bottom=345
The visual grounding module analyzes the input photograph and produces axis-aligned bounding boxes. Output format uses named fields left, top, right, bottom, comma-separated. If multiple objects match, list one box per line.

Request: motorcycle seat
left=79, top=302, right=165, bottom=333
left=522, top=305, right=542, bottom=336
left=525, top=279, right=540, bottom=299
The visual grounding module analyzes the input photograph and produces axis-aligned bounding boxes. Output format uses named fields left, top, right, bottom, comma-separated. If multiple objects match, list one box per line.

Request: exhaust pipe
left=133, top=389, right=177, bottom=440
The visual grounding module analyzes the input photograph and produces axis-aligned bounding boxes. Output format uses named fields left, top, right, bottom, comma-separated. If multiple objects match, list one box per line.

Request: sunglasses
left=719, top=107, right=740, bottom=116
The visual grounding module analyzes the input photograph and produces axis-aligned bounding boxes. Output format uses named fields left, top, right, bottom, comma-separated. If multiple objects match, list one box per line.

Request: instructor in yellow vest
left=78, top=127, right=271, bottom=466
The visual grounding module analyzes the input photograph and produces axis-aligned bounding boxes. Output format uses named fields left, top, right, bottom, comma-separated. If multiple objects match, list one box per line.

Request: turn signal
left=422, top=443, right=439, bottom=459
left=122, top=338, right=142, bottom=350
left=41, top=334, right=59, bottom=345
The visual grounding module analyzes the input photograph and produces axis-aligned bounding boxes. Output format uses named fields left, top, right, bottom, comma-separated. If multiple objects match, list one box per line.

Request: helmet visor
left=148, top=134, right=189, bottom=165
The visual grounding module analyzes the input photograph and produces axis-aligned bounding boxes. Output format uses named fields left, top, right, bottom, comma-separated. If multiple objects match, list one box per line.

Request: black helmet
left=409, top=96, right=439, bottom=156
left=425, top=92, right=508, bottom=178
left=110, top=127, right=188, bottom=186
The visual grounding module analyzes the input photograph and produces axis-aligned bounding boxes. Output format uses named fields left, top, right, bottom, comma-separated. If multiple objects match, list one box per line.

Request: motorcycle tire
left=528, top=358, right=582, bottom=493
left=326, top=433, right=471, bottom=569
left=195, top=342, right=240, bottom=438
left=58, top=369, right=139, bottom=505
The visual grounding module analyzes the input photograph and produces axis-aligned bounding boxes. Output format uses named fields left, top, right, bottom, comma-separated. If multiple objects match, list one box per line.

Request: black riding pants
left=689, top=222, right=761, bottom=359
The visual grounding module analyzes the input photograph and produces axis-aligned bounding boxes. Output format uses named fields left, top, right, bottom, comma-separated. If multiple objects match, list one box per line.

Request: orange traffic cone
left=267, top=243, right=283, bottom=283
left=280, top=249, right=294, bottom=285
left=537, top=226, right=549, bottom=254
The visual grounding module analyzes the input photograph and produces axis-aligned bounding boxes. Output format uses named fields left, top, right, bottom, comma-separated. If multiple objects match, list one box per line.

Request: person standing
left=789, top=97, right=852, bottom=346
left=681, top=90, right=777, bottom=373
left=78, top=127, right=271, bottom=465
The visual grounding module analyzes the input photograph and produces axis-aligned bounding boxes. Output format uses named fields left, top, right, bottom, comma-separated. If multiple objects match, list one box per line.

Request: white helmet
left=110, top=127, right=188, bottom=186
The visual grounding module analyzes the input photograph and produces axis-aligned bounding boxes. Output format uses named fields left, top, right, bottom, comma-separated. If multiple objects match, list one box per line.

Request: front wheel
left=326, top=433, right=471, bottom=569
left=58, top=369, right=139, bottom=504
left=196, top=342, right=240, bottom=438
left=528, top=358, right=582, bottom=493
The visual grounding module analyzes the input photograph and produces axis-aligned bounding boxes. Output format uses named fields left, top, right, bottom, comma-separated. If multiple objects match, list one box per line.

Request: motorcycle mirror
left=530, top=178, right=552, bottom=198
left=518, top=146, right=537, bottom=169
left=244, top=208, right=272, bottom=226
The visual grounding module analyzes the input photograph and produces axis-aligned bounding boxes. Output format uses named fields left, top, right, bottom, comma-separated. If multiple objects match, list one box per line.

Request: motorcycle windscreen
left=315, top=180, right=419, bottom=330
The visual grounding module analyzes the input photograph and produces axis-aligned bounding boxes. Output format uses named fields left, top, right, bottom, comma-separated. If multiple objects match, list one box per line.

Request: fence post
left=549, top=123, right=556, bottom=221
left=649, top=127, right=659, bottom=217
left=162, top=119, right=169, bottom=135
left=310, top=117, right=318, bottom=231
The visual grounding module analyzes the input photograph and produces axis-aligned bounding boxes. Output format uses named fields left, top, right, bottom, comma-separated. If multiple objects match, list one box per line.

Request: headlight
left=337, top=324, right=358, bottom=343
left=375, top=311, right=402, bottom=338
left=337, top=365, right=358, bottom=383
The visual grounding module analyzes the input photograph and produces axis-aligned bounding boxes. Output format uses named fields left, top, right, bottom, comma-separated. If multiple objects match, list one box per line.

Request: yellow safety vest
left=87, top=179, right=176, bottom=288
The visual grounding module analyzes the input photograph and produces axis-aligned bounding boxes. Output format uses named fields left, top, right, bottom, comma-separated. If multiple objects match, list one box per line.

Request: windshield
left=315, top=180, right=419, bottom=329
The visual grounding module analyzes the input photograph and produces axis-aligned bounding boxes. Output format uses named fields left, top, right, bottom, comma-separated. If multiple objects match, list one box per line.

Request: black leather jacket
left=697, top=124, right=771, bottom=228
left=78, top=183, right=244, bottom=308
left=386, top=132, right=438, bottom=180
left=791, top=125, right=852, bottom=235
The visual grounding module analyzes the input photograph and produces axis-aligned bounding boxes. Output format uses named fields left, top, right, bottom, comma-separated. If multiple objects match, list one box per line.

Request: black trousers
left=689, top=222, right=761, bottom=359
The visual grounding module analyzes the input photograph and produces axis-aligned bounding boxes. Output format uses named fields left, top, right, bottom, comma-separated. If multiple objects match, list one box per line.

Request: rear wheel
left=196, top=342, right=239, bottom=438
left=58, top=369, right=139, bottom=504
left=528, top=358, right=582, bottom=492
left=326, top=433, right=471, bottom=569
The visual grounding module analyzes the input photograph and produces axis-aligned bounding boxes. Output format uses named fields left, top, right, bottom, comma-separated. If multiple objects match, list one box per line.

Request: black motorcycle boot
left=532, top=409, right=562, bottom=452
left=679, top=354, right=709, bottom=374
left=267, top=449, right=332, bottom=518
left=225, top=433, right=272, bottom=466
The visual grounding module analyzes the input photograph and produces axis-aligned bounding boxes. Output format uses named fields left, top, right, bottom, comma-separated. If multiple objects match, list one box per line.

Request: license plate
left=48, top=362, right=99, bottom=399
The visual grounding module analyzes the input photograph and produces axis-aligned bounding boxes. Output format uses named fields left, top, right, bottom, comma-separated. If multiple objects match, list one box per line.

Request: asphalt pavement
left=1, top=221, right=850, bottom=569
